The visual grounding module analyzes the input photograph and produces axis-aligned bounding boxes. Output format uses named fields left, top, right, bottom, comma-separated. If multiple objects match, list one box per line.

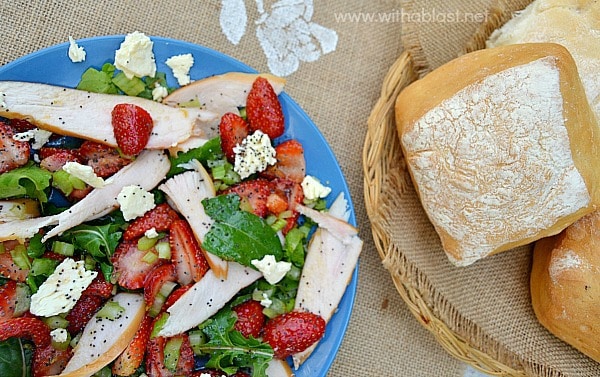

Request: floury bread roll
left=395, top=43, right=600, bottom=266
left=531, top=211, right=600, bottom=363
left=486, top=0, right=600, bottom=120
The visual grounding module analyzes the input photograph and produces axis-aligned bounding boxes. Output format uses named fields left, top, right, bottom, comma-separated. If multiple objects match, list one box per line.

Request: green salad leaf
left=76, top=63, right=119, bottom=94
left=201, top=195, right=283, bottom=266
left=0, top=338, right=33, bottom=377
left=167, top=137, right=223, bottom=178
left=197, top=307, right=273, bottom=377
left=0, top=163, right=52, bottom=203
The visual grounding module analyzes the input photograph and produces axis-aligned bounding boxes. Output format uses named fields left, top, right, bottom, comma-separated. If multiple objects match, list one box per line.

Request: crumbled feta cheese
left=67, top=36, right=86, bottom=63
left=251, top=255, right=291, bottom=285
left=301, top=175, right=332, bottom=200
left=30, top=258, right=97, bottom=317
left=12, top=128, right=53, bottom=149
left=152, top=83, right=169, bottom=101
left=62, top=161, right=105, bottom=188
left=234, top=130, right=277, bottom=179
left=114, top=31, right=156, bottom=79
left=145, top=227, right=160, bottom=239
left=51, top=328, right=68, bottom=343
left=117, top=185, right=156, bottom=221
left=260, top=292, right=273, bottom=308
left=166, top=53, right=194, bottom=86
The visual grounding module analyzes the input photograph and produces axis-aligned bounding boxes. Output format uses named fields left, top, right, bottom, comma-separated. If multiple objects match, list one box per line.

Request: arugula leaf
left=0, top=163, right=52, bottom=203
left=0, top=338, right=33, bottom=377
left=167, top=137, right=223, bottom=178
left=202, top=195, right=283, bottom=266
left=197, top=307, right=273, bottom=377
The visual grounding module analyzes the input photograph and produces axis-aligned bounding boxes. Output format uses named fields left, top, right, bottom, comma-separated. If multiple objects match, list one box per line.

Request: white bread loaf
left=395, top=43, right=600, bottom=266
left=531, top=211, right=600, bottom=363
left=486, top=0, right=600, bottom=120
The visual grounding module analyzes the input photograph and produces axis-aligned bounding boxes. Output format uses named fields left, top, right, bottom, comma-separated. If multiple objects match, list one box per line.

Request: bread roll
left=531, top=211, right=600, bottom=362
left=395, top=43, right=600, bottom=266
left=487, top=0, right=600, bottom=120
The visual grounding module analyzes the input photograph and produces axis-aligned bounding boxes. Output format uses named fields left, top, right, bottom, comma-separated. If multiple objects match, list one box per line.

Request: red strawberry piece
left=232, top=300, right=266, bottom=339
left=0, top=317, right=51, bottom=347
left=83, top=274, right=114, bottom=298
left=262, top=311, right=326, bottom=359
left=219, top=112, right=250, bottom=162
left=65, top=294, right=105, bottom=334
left=222, top=178, right=275, bottom=218
left=111, top=103, right=154, bottom=156
left=261, top=139, right=306, bottom=183
left=266, top=191, right=288, bottom=215
left=144, top=263, right=178, bottom=315
left=111, top=240, right=164, bottom=290
left=39, top=149, right=83, bottom=172
left=38, top=146, right=80, bottom=160
left=0, top=122, right=30, bottom=174
left=146, top=334, right=194, bottom=377
left=0, top=280, right=18, bottom=322
left=7, top=118, right=36, bottom=133
left=272, top=178, right=304, bottom=234
left=246, top=77, right=284, bottom=139
left=112, top=314, right=153, bottom=376
left=169, top=220, right=209, bottom=286
left=78, top=140, right=131, bottom=178
left=123, top=203, right=180, bottom=241
left=0, top=241, right=29, bottom=282
left=32, top=343, right=73, bottom=377
left=162, top=284, right=191, bottom=312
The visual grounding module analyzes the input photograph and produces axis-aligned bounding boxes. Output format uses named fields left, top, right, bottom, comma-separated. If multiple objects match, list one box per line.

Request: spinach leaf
left=167, top=137, right=223, bottom=178
left=0, top=338, right=32, bottom=377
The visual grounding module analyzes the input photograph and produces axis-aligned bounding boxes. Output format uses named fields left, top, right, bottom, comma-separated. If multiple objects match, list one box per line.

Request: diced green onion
left=10, top=245, right=31, bottom=270
left=51, top=240, right=75, bottom=256
left=112, top=72, right=146, bottom=96
left=151, top=313, right=169, bottom=338
left=96, top=301, right=125, bottom=320
left=43, top=315, right=69, bottom=329
left=30, top=258, right=58, bottom=277
left=138, top=236, right=158, bottom=251
left=188, top=330, right=207, bottom=355
left=163, top=336, right=184, bottom=372
left=155, top=242, right=171, bottom=259
left=142, top=250, right=159, bottom=264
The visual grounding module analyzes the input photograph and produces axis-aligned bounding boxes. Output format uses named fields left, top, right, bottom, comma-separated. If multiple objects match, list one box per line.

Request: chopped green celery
left=262, top=298, right=287, bottom=318
left=51, top=240, right=75, bottom=256
left=211, top=163, right=227, bottom=181
left=137, top=236, right=158, bottom=251
left=159, top=281, right=178, bottom=297
left=112, top=72, right=146, bottom=96
left=284, top=228, right=307, bottom=267
left=270, top=218, right=287, bottom=233
left=29, top=258, right=58, bottom=277
left=10, top=245, right=30, bottom=270
left=52, top=169, right=86, bottom=196
left=96, top=301, right=125, bottom=320
left=163, top=336, right=184, bottom=372
left=142, top=250, right=159, bottom=264
left=13, top=283, right=30, bottom=316
left=155, top=242, right=171, bottom=259
left=148, top=281, right=177, bottom=317
left=42, top=315, right=69, bottom=329
left=188, top=330, right=207, bottom=354
left=76, top=65, right=118, bottom=94
left=151, top=313, right=169, bottom=338
left=51, top=331, right=71, bottom=351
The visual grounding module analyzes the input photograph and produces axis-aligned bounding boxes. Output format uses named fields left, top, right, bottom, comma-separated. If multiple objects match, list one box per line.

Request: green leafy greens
left=0, top=338, right=33, bottom=377
left=0, top=163, right=52, bottom=204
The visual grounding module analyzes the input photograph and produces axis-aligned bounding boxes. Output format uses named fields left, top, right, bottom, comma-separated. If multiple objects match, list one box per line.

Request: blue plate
left=0, top=35, right=358, bottom=376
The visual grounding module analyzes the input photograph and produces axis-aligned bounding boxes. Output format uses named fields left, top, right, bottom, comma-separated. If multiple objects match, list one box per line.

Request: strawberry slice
left=39, top=149, right=83, bottom=172
left=112, top=314, right=153, bottom=376
left=0, top=122, right=30, bottom=174
left=261, top=139, right=306, bottom=183
left=123, top=203, right=181, bottom=241
left=7, top=118, right=36, bottom=133
left=0, top=241, right=29, bottom=282
left=83, top=274, right=115, bottom=298
left=273, top=178, right=304, bottom=234
left=0, top=280, right=18, bottom=322
left=169, top=220, right=209, bottom=286
left=222, top=178, right=275, bottom=218
left=246, top=77, right=284, bottom=139
left=78, top=140, right=131, bottom=178
left=112, top=240, right=164, bottom=290
left=219, top=112, right=250, bottom=162
left=111, top=103, right=154, bottom=156
left=262, top=311, right=326, bottom=359
left=0, top=317, right=51, bottom=348
left=65, top=293, right=105, bottom=334
left=32, top=343, right=73, bottom=377
left=144, top=263, right=178, bottom=317
left=162, top=285, right=191, bottom=312
left=38, top=146, right=81, bottom=161
left=232, top=299, right=265, bottom=339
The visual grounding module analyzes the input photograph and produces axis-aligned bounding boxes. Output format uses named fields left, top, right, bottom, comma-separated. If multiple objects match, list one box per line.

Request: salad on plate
left=0, top=32, right=362, bottom=377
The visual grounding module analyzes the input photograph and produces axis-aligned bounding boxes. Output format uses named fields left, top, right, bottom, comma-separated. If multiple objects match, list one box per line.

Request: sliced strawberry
left=83, top=274, right=114, bottom=298
left=78, top=140, right=131, bottom=178
left=232, top=300, right=265, bottom=339
left=32, top=343, right=73, bottom=377
left=162, top=285, right=191, bottom=312
left=111, top=240, right=164, bottom=290
left=0, top=122, right=30, bottom=174
left=112, top=314, right=153, bottom=376
left=272, top=178, right=304, bottom=234
left=261, top=139, right=306, bottom=183
left=246, top=77, right=284, bottom=139
left=169, top=220, right=209, bottom=286
left=111, top=103, right=154, bottom=156
left=123, top=203, right=180, bottom=241
left=219, top=112, right=250, bottom=162
left=0, top=241, right=29, bottom=282
left=65, top=294, right=105, bottom=334
left=0, top=317, right=51, bottom=347
left=144, top=263, right=178, bottom=316
left=146, top=334, right=194, bottom=377
left=222, top=178, right=275, bottom=218
left=39, top=149, right=83, bottom=172
left=38, top=146, right=80, bottom=160
left=0, top=280, right=18, bottom=322
left=262, top=311, right=326, bottom=359
left=7, top=118, right=36, bottom=133
left=266, top=191, right=288, bottom=215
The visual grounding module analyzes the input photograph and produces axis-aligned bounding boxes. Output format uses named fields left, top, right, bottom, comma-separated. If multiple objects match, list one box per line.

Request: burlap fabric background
left=364, top=0, right=600, bottom=376
left=0, top=1, right=474, bottom=376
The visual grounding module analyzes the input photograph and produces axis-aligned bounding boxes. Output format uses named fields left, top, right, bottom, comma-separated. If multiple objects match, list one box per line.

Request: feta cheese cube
left=234, top=130, right=277, bottom=179
left=117, top=185, right=156, bottom=221
left=166, top=53, right=194, bottom=86
left=301, top=175, right=332, bottom=200
left=62, top=161, right=105, bottom=188
left=251, top=254, right=291, bottom=285
left=67, top=36, right=86, bottom=63
left=114, top=31, right=156, bottom=79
